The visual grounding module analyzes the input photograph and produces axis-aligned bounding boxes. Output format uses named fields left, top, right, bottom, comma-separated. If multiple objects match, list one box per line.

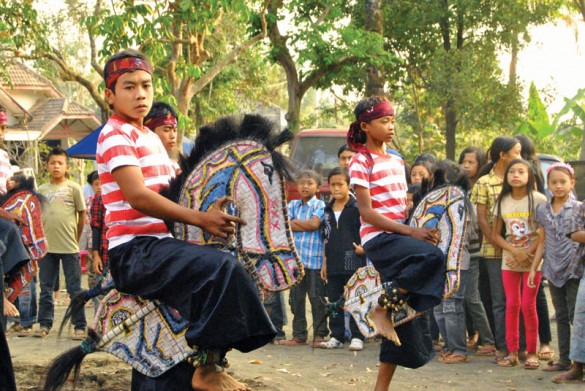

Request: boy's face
left=47, top=155, right=69, bottom=180
left=298, top=177, right=319, bottom=200
left=338, top=150, right=355, bottom=168
left=105, top=70, right=153, bottom=127
left=154, top=124, right=177, bottom=153
left=329, top=174, right=349, bottom=200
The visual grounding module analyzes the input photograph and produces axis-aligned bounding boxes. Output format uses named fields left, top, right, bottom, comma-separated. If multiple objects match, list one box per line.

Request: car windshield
left=290, top=136, right=346, bottom=178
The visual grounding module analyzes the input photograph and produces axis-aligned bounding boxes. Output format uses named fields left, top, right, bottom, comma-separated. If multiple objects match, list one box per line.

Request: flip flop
left=279, top=338, right=308, bottom=346
left=543, top=362, right=572, bottom=372
left=439, top=353, right=468, bottom=364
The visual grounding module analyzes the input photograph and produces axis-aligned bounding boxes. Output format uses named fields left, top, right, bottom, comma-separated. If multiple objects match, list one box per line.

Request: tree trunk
left=580, top=122, right=585, bottom=160
left=508, top=32, right=519, bottom=85
left=365, top=0, right=385, bottom=97
left=444, top=98, right=457, bottom=160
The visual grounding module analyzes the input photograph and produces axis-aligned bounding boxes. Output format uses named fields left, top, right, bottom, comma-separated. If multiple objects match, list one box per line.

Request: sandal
left=6, top=323, right=23, bottom=335
left=17, top=326, right=33, bottom=337
left=497, top=356, right=519, bottom=368
left=476, top=345, right=497, bottom=356
left=543, top=362, right=572, bottom=372
left=279, top=338, right=308, bottom=346
left=72, top=329, right=87, bottom=341
left=538, top=350, right=555, bottom=361
left=439, top=353, right=468, bottom=364
left=33, top=327, right=50, bottom=338
left=524, top=359, right=540, bottom=370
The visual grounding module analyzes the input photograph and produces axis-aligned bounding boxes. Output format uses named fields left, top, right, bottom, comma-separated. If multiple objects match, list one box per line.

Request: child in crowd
left=491, top=159, right=547, bottom=369
left=145, top=101, right=178, bottom=155
left=319, top=166, right=366, bottom=351
left=96, top=49, right=275, bottom=390
left=282, top=170, right=328, bottom=347
left=532, top=163, right=582, bottom=372
left=470, top=136, right=521, bottom=360
left=89, top=176, right=108, bottom=278
left=36, top=147, right=87, bottom=340
left=458, top=146, right=496, bottom=354
left=338, top=144, right=356, bottom=169
left=347, top=96, right=444, bottom=390
left=410, top=160, right=434, bottom=186
left=552, top=201, right=585, bottom=383
left=432, top=160, right=473, bottom=364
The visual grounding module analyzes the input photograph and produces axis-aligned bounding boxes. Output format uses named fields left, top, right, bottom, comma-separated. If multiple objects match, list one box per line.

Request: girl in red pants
left=491, top=159, right=546, bottom=370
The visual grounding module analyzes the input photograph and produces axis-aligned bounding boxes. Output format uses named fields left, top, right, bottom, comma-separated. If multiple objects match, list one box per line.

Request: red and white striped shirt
left=96, top=115, right=174, bottom=249
left=0, top=149, right=13, bottom=196
left=349, top=150, right=408, bottom=245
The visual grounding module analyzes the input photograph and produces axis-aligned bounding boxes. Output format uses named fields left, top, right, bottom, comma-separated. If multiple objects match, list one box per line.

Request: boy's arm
left=76, top=210, right=86, bottom=244
left=291, top=216, right=321, bottom=231
left=353, top=185, right=439, bottom=243
left=112, top=165, right=243, bottom=238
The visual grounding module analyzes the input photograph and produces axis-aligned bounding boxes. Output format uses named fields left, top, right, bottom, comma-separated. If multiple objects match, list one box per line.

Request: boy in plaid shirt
left=282, top=170, right=328, bottom=346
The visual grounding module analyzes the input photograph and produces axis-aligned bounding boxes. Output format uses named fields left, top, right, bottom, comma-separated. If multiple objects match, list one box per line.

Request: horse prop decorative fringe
left=343, top=185, right=469, bottom=338
left=43, top=115, right=303, bottom=390
left=2, top=188, right=47, bottom=302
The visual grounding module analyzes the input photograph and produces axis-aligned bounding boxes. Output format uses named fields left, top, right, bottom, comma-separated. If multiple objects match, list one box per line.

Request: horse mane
left=161, top=114, right=296, bottom=204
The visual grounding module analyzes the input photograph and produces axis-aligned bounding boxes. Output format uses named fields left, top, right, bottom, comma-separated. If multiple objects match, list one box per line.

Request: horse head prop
left=165, top=114, right=304, bottom=291
left=43, top=114, right=302, bottom=390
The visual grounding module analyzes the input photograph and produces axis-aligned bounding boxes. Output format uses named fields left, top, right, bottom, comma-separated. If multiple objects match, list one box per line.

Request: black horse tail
left=311, top=297, right=345, bottom=348
left=59, top=279, right=114, bottom=336
left=43, top=329, right=100, bottom=391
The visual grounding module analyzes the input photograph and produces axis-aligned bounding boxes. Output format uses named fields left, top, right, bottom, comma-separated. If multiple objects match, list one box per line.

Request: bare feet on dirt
left=192, top=366, right=251, bottom=391
left=3, top=297, right=19, bottom=317
left=367, top=303, right=401, bottom=346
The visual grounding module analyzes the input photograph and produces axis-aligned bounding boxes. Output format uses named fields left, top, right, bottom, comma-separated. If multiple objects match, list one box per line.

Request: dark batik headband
left=145, top=113, right=178, bottom=130
left=105, top=57, right=153, bottom=90
left=347, top=100, right=395, bottom=151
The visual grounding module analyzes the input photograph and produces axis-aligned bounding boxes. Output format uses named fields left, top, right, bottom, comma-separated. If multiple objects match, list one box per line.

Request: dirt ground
left=6, top=291, right=585, bottom=391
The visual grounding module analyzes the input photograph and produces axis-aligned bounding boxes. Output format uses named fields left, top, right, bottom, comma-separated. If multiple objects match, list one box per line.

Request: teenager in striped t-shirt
left=96, top=49, right=276, bottom=391
left=347, top=96, right=445, bottom=390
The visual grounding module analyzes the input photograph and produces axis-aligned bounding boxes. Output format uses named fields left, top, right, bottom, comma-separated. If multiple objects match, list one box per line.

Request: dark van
left=287, top=128, right=348, bottom=202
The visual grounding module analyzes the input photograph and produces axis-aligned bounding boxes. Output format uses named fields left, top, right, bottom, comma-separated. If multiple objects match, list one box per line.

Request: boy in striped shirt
left=96, top=49, right=276, bottom=391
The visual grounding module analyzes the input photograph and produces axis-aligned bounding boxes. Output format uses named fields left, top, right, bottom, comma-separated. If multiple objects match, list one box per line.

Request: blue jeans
left=435, top=270, right=469, bottom=356
left=289, top=268, right=328, bottom=341
left=570, top=275, right=585, bottom=363
left=464, top=256, right=495, bottom=345
left=38, top=253, right=86, bottom=331
left=480, top=258, right=507, bottom=352
left=8, top=276, right=37, bottom=328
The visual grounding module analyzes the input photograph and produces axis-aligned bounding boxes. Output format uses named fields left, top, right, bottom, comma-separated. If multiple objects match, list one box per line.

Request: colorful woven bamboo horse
left=2, top=188, right=47, bottom=302
left=343, top=185, right=468, bottom=338
left=43, top=115, right=302, bottom=390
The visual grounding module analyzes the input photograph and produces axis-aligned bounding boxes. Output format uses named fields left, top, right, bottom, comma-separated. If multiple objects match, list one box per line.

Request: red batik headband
left=105, top=57, right=153, bottom=90
left=0, top=111, right=7, bottom=125
left=347, top=100, right=395, bottom=151
left=144, top=113, right=177, bottom=130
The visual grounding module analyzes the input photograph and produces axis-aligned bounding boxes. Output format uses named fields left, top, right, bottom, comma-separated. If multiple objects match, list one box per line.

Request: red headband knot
left=145, top=113, right=177, bottom=130
left=0, top=111, right=7, bottom=125
left=347, top=100, right=395, bottom=150
left=105, top=57, right=153, bottom=90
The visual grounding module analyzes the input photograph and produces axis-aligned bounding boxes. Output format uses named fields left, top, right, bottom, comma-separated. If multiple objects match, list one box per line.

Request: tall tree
left=0, top=0, right=269, bottom=142
left=265, top=0, right=395, bottom=132
left=364, top=0, right=385, bottom=97
left=381, top=0, right=563, bottom=159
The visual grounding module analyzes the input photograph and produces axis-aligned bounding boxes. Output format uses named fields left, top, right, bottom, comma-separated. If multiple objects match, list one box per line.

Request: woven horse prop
left=2, top=184, right=48, bottom=302
left=43, top=115, right=302, bottom=390
left=342, top=184, right=469, bottom=338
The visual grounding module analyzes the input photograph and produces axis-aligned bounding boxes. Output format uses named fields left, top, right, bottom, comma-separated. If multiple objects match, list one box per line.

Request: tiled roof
left=2, top=62, right=55, bottom=88
left=27, top=98, right=95, bottom=131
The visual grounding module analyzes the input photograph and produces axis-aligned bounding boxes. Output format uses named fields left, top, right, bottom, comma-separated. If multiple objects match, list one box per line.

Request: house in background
left=0, top=61, right=100, bottom=172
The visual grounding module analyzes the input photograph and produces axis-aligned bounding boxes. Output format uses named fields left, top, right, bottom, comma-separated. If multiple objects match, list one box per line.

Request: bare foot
left=3, top=297, right=19, bottom=318
left=367, top=303, right=401, bottom=346
left=192, top=365, right=251, bottom=391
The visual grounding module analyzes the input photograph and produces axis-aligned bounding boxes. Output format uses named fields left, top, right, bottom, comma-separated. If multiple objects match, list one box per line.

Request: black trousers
left=0, top=242, right=17, bottom=391
left=364, top=233, right=445, bottom=368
